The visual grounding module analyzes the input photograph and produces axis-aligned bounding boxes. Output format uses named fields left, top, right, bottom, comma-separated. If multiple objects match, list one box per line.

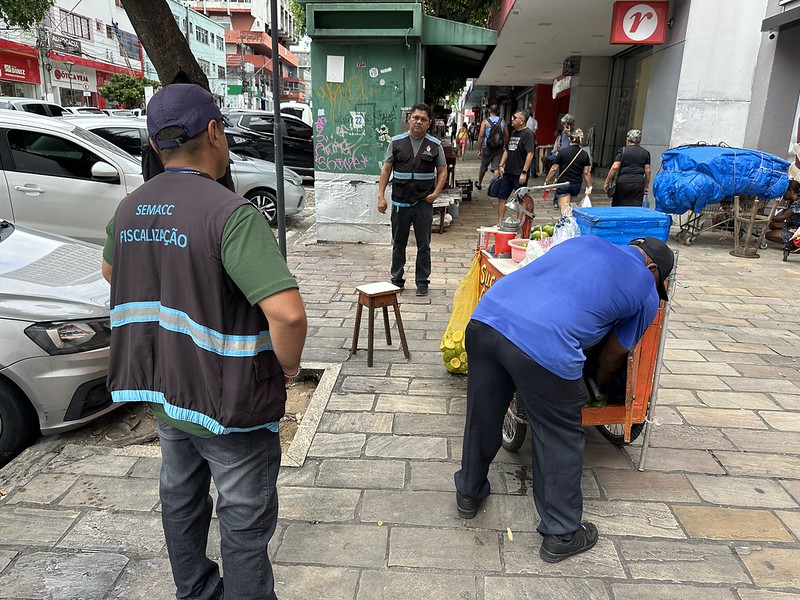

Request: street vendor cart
left=473, top=214, right=677, bottom=471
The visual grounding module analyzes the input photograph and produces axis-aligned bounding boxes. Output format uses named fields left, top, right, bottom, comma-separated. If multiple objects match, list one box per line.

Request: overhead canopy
left=423, top=16, right=497, bottom=79
left=761, top=5, right=800, bottom=31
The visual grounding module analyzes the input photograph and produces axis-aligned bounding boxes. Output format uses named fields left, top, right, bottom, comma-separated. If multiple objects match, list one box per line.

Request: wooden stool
left=350, top=282, right=411, bottom=367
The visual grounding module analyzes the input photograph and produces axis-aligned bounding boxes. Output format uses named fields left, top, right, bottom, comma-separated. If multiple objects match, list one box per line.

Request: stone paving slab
left=276, top=523, right=388, bottom=568
left=356, top=571, right=477, bottom=600
left=686, top=474, right=799, bottom=508
left=673, top=505, right=795, bottom=541
left=0, top=507, right=79, bottom=547
left=388, top=527, right=501, bottom=571
left=611, top=583, right=737, bottom=599
left=273, top=565, right=360, bottom=600
left=736, top=547, right=800, bottom=589
left=483, top=576, right=610, bottom=599
left=0, top=551, right=128, bottom=599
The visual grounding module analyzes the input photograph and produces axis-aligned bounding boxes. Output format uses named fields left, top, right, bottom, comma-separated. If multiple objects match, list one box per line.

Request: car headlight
left=25, top=319, right=111, bottom=356
left=284, top=169, right=303, bottom=186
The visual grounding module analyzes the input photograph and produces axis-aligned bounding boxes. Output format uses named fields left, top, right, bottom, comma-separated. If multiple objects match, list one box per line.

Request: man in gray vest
left=377, top=102, right=448, bottom=296
left=102, top=83, right=307, bottom=600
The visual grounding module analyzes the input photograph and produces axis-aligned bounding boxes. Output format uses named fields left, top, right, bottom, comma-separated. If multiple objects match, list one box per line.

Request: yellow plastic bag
left=441, top=252, right=481, bottom=374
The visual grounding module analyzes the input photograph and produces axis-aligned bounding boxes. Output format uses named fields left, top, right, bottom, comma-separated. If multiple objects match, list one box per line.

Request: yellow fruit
left=452, top=330, right=464, bottom=343
left=449, top=357, right=462, bottom=369
left=460, top=352, right=468, bottom=362
left=444, top=338, right=455, bottom=349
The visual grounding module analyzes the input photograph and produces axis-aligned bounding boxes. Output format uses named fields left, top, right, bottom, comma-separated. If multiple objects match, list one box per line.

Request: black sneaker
left=415, top=285, right=428, bottom=297
left=456, top=491, right=481, bottom=519
left=540, top=522, right=598, bottom=563
left=475, top=183, right=482, bottom=190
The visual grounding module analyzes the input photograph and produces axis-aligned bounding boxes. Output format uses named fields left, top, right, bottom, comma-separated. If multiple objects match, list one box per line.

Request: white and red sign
left=552, top=75, right=572, bottom=100
left=0, top=52, right=40, bottom=85
left=52, top=64, right=97, bottom=90
left=610, top=1, right=669, bottom=45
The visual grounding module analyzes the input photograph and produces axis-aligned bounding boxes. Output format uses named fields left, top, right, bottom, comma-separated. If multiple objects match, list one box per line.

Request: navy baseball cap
left=147, top=83, right=229, bottom=149
left=628, top=237, right=674, bottom=302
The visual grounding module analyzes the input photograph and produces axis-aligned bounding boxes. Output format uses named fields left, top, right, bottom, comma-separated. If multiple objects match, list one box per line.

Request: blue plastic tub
left=572, top=207, right=672, bottom=245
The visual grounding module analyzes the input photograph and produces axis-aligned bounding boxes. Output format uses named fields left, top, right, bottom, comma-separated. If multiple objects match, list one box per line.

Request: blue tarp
left=653, top=145, right=790, bottom=214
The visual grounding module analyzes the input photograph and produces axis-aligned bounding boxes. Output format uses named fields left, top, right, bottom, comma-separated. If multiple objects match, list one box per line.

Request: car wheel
left=245, top=188, right=278, bottom=225
left=0, top=380, right=38, bottom=468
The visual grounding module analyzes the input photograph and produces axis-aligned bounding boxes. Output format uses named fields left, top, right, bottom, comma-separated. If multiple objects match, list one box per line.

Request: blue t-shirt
left=472, top=236, right=659, bottom=380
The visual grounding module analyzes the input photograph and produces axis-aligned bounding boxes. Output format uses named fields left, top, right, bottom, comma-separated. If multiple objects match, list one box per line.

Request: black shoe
left=415, top=285, right=428, bottom=297
left=540, top=522, right=598, bottom=563
left=391, top=280, right=404, bottom=290
left=475, top=183, right=482, bottom=190
left=456, top=491, right=481, bottom=519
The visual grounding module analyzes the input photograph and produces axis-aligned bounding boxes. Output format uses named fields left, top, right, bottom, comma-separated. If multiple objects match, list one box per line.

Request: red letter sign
left=610, top=1, right=669, bottom=45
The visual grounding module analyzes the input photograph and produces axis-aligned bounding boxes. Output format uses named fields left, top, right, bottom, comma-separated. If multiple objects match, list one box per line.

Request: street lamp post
left=65, top=61, right=74, bottom=106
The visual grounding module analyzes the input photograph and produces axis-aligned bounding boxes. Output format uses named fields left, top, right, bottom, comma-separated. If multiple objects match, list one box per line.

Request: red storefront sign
left=0, top=51, right=40, bottom=85
left=610, top=1, right=669, bottom=45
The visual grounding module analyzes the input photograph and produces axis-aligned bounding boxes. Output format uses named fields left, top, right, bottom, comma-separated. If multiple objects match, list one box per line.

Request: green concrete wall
left=311, top=43, right=419, bottom=176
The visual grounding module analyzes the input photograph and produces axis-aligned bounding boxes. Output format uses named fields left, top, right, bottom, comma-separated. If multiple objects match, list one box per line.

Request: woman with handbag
left=544, top=128, right=592, bottom=212
left=603, top=129, right=651, bottom=207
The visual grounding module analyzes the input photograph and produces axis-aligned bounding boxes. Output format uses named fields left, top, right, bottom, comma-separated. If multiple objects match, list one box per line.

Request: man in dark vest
left=102, top=84, right=307, bottom=600
left=377, top=102, right=448, bottom=296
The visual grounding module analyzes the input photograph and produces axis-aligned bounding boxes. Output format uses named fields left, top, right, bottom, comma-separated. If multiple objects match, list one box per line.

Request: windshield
left=68, top=125, right=142, bottom=171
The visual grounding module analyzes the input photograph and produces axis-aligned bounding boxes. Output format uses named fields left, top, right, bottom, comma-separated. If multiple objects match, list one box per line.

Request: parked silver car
left=0, top=111, right=144, bottom=245
left=0, top=221, right=117, bottom=467
left=67, top=116, right=306, bottom=226
left=0, top=97, right=67, bottom=117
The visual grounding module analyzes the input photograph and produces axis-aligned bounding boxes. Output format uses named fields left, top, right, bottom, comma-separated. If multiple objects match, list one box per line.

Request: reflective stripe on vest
left=110, top=301, right=273, bottom=356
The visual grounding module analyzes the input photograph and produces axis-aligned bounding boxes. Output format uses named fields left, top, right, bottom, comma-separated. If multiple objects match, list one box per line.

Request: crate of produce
left=572, top=207, right=672, bottom=245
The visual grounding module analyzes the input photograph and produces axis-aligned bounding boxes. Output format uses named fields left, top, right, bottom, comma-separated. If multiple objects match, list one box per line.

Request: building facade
left=190, top=0, right=303, bottom=108
left=0, top=0, right=143, bottom=106
left=143, top=0, right=227, bottom=103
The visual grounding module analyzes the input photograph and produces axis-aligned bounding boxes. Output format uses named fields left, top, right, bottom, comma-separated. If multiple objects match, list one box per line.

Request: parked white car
left=0, top=111, right=144, bottom=245
left=64, top=106, right=106, bottom=116
left=0, top=221, right=118, bottom=467
left=0, top=97, right=67, bottom=117
left=69, top=116, right=306, bottom=225
left=280, top=101, right=312, bottom=126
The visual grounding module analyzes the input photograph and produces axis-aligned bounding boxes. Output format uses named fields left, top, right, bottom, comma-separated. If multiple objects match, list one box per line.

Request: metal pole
left=66, top=61, right=74, bottom=105
left=270, top=0, right=287, bottom=258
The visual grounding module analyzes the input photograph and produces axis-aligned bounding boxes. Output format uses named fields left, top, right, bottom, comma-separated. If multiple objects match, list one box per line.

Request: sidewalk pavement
left=1, top=153, right=799, bottom=599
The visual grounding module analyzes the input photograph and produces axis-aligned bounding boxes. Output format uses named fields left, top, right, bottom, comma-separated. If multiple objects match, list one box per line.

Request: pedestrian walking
left=544, top=127, right=592, bottom=211
left=377, top=102, right=448, bottom=296
left=475, top=105, right=508, bottom=190
left=102, top=83, right=308, bottom=600
left=488, top=110, right=535, bottom=226
left=455, top=235, right=674, bottom=563
left=603, top=129, right=652, bottom=207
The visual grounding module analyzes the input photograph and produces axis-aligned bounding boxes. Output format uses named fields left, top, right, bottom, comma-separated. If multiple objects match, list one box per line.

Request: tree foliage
left=288, top=0, right=306, bottom=38
left=98, top=73, right=158, bottom=107
left=0, top=0, right=53, bottom=29
left=423, top=0, right=495, bottom=27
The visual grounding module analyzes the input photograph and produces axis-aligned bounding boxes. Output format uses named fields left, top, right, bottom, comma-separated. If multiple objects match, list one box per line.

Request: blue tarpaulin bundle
left=653, top=144, right=790, bottom=214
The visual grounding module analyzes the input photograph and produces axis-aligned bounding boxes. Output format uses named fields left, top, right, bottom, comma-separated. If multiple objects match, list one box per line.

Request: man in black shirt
left=489, top=110, right=535, bottom=226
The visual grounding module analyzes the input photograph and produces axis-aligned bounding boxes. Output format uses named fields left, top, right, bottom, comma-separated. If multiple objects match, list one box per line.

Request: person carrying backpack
left=476, top=105, right=508, bottom=190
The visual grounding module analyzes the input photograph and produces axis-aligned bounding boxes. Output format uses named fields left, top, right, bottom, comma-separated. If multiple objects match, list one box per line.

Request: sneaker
left=455, top=491, right=482, bottom=519
left=475, top=183, right=482, bottom=190
left=539, top=522, right=599, bottom=563
left=552, top=199, right=558, bottom=209
left=415, top=285, right=429, bottom=297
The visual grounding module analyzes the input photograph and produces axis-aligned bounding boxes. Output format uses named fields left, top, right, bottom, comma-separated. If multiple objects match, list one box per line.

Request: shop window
left=60, top=9, right=92, bottom=40
left=7, top=130, right=102, bottom=180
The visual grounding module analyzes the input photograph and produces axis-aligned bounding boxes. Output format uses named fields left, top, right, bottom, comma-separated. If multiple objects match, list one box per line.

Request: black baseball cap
left=628, top=237, right=674, bottom=302
left=147, top=83, right=229, bottom=149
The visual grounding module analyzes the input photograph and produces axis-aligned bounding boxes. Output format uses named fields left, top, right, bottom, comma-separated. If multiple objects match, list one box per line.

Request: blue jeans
left=157, top=421, right=281, bottom=600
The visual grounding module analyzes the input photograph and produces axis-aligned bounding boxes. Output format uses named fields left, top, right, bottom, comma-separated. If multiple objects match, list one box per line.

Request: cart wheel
left=596, top=423, right=645, bottom=447
left=759, top=241, right=768, bottom=250
left=686, top=235, right=697, bottom=246
left=675, top=230, right=687, bottom=242
left=501, top=395, right=527, bottom=452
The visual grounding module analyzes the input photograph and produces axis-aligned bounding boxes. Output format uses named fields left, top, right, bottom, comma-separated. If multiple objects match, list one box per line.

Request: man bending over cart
left=454, top=236, right=673, bottom=563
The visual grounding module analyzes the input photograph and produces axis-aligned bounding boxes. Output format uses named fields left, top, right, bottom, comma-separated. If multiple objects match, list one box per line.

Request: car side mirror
left=91, top=161, right=120, bottom=184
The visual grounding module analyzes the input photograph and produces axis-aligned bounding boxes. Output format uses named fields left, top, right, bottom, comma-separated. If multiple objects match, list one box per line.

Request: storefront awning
left=47, top=50, right=143, bottom=77
left=422, top=16, right=496, bottom=79
left=761, top=5, right=800, bottom=31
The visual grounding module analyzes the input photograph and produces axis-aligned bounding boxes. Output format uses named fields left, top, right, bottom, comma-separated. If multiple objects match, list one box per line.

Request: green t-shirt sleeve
left=221, top=204, right=298, bottom=305
left=103, top=213, right=116, bottom=265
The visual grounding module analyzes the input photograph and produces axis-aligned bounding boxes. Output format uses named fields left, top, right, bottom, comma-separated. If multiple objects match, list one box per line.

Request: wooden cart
left=478, top=249, right=676, bottom=471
